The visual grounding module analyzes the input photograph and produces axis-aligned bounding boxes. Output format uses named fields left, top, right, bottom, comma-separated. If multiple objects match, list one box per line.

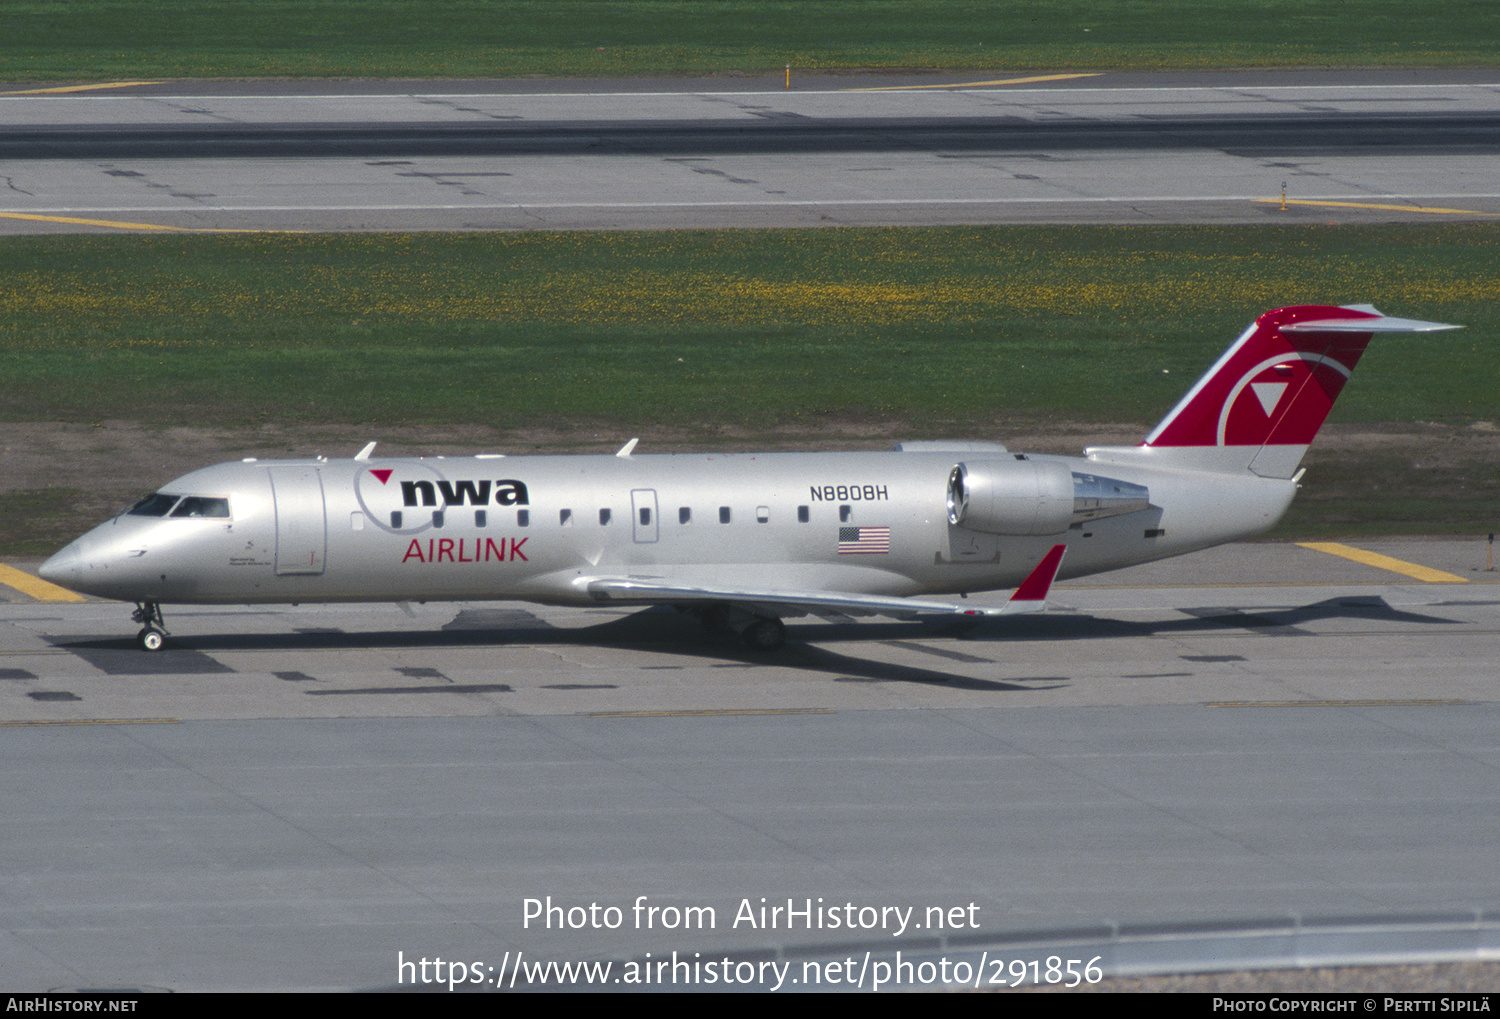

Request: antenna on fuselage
left=615, top=438, right=639, bottom=459
left=354, top=441, right=377, bottom=460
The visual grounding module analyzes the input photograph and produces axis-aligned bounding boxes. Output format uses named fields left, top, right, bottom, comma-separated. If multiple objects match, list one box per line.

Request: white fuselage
left=40, top=448, right=1296, bottom=608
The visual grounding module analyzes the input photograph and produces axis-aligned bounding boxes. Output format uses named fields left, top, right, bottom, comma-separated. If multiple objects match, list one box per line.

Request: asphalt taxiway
left=2, top=540, right=1497, bottom=990
left=1, top=70, right=1497, bottom=232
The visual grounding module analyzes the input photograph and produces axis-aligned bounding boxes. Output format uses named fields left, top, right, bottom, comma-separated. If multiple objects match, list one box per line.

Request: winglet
left=997, top=544, right=1067, bottom=615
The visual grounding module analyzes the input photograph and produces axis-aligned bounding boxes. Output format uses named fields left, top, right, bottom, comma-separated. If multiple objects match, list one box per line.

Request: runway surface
left=1, top=70, right=1497, bottom=232
left=2, top=540, right=1498, bottom=990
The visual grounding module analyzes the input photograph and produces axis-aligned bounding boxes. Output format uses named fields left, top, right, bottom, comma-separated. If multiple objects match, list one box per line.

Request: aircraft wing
left=583, top=544, right=1067, bottom=619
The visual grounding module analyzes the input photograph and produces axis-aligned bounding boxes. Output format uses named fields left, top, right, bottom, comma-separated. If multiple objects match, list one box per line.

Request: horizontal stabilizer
left=1281, top=313, right=1460, bottom=334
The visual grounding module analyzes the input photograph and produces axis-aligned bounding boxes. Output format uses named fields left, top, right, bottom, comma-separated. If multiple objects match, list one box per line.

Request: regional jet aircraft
left=40, top=305, right=1458, bottom=651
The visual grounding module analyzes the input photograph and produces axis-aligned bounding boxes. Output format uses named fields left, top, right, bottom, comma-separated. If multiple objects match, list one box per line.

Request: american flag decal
left=838, top=526, right=891, bottom=554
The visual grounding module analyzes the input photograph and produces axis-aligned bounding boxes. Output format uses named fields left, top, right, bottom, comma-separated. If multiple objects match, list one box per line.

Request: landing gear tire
left=131, top=601, right=167, bottom=651
left=741, top=617, right=786, bottom=652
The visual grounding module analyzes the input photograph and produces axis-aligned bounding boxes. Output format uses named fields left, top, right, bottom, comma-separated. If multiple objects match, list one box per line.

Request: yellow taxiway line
left=0, top=81, right=164, bottom=95
left=1256, top=198, right=1499, bottom=217
left=0, top=212, right=293, bottom=234
left=1209, top=699, right=1470, bottom=708
left=0, top=211, right=191, bottom=232
left=1297, top=542, right=1469, bottom=584
left=0, top=564, right=86, bottom=602
left=846, top=73, right=1102, bottom=92
left=0, top=718, right=181, bottom=726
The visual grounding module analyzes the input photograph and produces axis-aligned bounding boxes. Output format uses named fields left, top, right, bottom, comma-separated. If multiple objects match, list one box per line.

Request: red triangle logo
left=370, top=469, right=393, bottom=485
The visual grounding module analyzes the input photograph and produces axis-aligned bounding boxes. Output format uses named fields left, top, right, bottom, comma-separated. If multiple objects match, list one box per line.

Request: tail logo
left=1217, top=351, right=1353, bottom=447
left=1249, top=382, right=1287, bottom=417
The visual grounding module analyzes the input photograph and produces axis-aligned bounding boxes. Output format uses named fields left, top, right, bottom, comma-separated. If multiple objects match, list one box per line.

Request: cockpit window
left=170, top=496, right=231, bottom=518
left=127, top=493, right=181, bottom=517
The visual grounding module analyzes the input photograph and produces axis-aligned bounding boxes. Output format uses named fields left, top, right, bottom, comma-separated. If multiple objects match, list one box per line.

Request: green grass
left=0, top=1, right=1495, bottom=80
left=0, top=488, right=91, bottom=556
left=1, top=225, right=1495, bottom=431
left=3, top=224, right=1496, bottom=549
left=1271, top=451, right=1500, bottom=538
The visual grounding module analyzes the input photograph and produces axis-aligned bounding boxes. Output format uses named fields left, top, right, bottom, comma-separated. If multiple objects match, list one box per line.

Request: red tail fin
left=1124, top=305, right=1458, bottom=477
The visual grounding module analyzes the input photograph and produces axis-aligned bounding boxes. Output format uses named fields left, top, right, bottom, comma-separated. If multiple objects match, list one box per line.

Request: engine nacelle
left=947, top=459, right=1075, bottom=536
left=947, top=460, right=1151, bottom=535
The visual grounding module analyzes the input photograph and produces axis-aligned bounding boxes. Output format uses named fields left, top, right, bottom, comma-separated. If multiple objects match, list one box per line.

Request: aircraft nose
left=38, top=545, right=81, bottom=588
left=37, top=530, right=147, bottom=600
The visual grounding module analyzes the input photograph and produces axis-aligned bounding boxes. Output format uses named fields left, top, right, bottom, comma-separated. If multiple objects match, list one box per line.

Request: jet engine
left=947, top=460, right=1150, bottom=535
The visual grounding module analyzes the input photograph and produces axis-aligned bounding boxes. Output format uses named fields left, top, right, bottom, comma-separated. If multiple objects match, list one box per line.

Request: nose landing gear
left=131, top=601, right=168, bottom=651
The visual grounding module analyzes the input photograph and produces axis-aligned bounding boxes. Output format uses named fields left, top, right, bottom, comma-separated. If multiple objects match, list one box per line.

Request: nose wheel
left=131, top=602, right=168, bottom=651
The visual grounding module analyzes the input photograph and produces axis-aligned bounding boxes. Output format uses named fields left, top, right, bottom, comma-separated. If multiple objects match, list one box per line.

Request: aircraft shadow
left=952, top=595, right=1466, bottom=643
left=48, top=596, right=1462, bottom=691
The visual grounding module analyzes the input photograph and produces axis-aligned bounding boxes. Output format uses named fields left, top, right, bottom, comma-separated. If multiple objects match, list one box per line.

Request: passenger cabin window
left=475, top=509, right=487, bottom=527
left=639, top=507, right=652, bottom=526
left=391, top=511, right=403, bottom=529
left=599, top=508, right=612, bottom=526
left=797, top=505, right=809, bottom=523
left=756, top=506, right=769, bottom=523
left=170, top=496, right=230, bottom=518
left=840, top=505, right=852, bottom=522
left=719, top=506, right=731, bottom=524
left=517, top=509, right=530, bottom=527
left=432, top=510, right=445, bottom=528
left=560, top=508, right=573, bottom=526
left=679, top=507, right=691, bottom=524
left=127, top=493, right=180, bottom=517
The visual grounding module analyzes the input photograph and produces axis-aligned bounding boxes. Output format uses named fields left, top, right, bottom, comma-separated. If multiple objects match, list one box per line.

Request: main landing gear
left=740, top=617, right=786, bottom=652
left=131, top=601, right=168, bottom=651
left=697, top=605, right=787, bottom=651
